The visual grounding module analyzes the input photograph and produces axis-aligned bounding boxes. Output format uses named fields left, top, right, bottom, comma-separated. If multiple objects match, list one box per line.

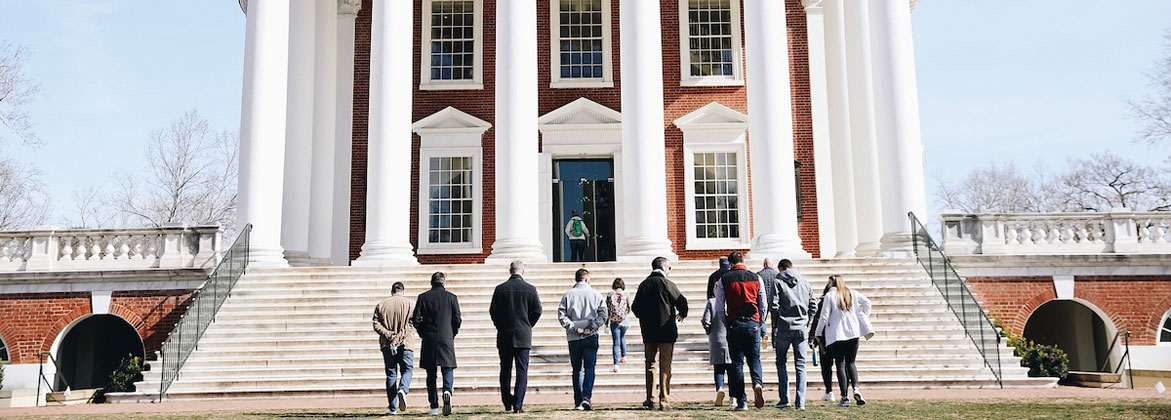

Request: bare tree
left=63, top=186, right=121, bottom=229
left=0, top=156, right=49, bottom=230
left=0, top=41, right=40, bottom=145
left=935, top=162, right=1062, bottom=213
left=113, top=110, right=238, bottom=233
left=1130, top=27, right=1171, bottom=146
left=1057, top=152, right=1171, bottom=212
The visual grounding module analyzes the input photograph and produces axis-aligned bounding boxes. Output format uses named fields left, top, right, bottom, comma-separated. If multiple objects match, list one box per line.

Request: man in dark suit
left=632, top=257, right=688, bottom=410
left=411, top=272, right=463, bottom=416
left=489, top=261, right=543, bottom=413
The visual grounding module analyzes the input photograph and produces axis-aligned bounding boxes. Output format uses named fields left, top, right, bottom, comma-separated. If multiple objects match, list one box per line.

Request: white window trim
left=549, top=0, right=615, bottom=89
left=1159, top=309, right=1171, bottom=346
left=420, top=0, right=485, bottom=91
left=683, top=143, right=752, bottom=250
left=413, top=107, right=490, bottom=254
left=677, top=0, right=745, bottom=87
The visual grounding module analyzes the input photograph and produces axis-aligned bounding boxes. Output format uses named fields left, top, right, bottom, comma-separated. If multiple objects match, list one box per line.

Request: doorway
left=56, top=315, right=145, bottom=390
left=553, top=159, right=616, bottom=262
left=1023, top=300, right=1115, bottom=372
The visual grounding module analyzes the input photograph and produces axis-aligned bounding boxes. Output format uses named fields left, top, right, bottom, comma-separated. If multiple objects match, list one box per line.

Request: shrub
left=1005, top=332, right=1069, bottom=379
left=95, top=355, right=142, bottom=403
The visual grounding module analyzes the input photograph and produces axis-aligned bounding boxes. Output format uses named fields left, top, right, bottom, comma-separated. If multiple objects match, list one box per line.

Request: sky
left=0, top=1, right=1169, bottom=227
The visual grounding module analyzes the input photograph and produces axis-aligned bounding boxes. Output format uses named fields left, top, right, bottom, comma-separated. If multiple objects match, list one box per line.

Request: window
left=0, top=334, right=7, bottom=362
left=1161, top=310, right=1171, bottom=344
left=413, top=107, right=489, bottom=254
left=421, top=0, right=484, bottom=90
left=693, top=152, right=741, bottom=240
left=678, top=0, right=743, bottom=86
left=551, top=0, right=614, bottom=88
left=427, top=157, right=475, bottom=244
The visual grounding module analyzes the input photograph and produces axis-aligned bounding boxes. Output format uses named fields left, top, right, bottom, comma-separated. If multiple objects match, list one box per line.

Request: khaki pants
left=643, top=342, right=675, bottom=404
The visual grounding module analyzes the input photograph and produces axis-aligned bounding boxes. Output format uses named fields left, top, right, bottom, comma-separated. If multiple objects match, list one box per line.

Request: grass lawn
left=8, top=399, right=1171, bottom=420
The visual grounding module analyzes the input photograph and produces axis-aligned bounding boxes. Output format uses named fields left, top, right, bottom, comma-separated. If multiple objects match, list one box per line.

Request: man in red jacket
left=714, top=251, right=768, bottom=410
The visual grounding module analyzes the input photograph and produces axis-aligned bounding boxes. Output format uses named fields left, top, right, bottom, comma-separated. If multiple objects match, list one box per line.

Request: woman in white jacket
left=814, top=275, right=872, bottom=407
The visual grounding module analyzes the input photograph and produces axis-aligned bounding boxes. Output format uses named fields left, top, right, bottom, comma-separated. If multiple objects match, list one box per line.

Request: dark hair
left=430, top=271, right=446, bottom=286
left=612, top=278, right=625, bottom=290
left=728, top=251, right=744, bottom=265
left=392, top=282, right=405, bottom=294
left=780, top=259, right=793, bottom=270
left=575, top=268, right=590, bottom=283
left=651, top=256, right=668, bottom=270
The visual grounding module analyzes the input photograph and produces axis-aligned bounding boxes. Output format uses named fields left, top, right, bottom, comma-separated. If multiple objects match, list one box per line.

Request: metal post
left=37, top=353, right=43, bottom=407
left=1125, top=331, right=1133, bottom=389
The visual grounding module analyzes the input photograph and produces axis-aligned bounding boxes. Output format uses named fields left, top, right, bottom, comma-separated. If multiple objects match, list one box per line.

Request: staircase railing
left=36, top=351, right=71, bottom=406
left=156, top=224, right=251, bottom=401
left=909, top=212, right=1003, bottom=388
left=1098, top=330, right=1134, bottom=389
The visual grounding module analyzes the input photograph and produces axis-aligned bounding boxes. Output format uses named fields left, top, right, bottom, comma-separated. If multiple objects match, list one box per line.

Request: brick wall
left=0, top=291, right=192, bottom=364
left=349, top=0, right=821, bottom=263
left=967, top=275, right=1171, bottom=346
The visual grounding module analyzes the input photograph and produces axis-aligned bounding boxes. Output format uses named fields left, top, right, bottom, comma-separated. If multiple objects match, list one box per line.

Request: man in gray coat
left=557, top=268, right=608, bottom=410
left=770, top=259, right=816, bottom=410
left=757, top=259, right=781, bottom=345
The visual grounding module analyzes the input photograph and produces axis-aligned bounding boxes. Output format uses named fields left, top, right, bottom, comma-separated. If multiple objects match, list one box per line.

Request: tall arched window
left=1160, top=309, right=1171, bottom=345
left=0, top=333, right=8, bottom=362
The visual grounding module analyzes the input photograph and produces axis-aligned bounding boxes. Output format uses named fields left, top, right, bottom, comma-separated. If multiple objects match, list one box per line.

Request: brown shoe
left=753, top=384, right=765, bottom=408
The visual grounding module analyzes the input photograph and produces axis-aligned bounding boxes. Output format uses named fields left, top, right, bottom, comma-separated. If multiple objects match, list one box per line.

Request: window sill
left=417, top=244, right=484, bottom=255
left=550, top=80, right=614, bottom=89
left=680, top=77, right=745, bottom=88
left=684, top=238, right=751, bottom=251
left=419, top=82, right=485, bottom=91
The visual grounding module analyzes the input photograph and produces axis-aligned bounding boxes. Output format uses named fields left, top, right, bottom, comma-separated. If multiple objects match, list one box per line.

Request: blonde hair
left=830, top=275, right=854, bottom=312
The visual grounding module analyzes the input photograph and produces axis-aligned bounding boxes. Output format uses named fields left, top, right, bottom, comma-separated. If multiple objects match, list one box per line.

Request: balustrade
left=940, top=209, right=1171, bottom=255
left=0, top=225, right=221, bottom=272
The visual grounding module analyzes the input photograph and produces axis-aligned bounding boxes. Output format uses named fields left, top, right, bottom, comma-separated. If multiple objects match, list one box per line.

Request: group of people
left=370, top=254, right=872, bottom=416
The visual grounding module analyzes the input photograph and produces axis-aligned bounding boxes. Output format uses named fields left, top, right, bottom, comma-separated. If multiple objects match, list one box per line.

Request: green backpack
left=571, top=219, right=584, bottom=237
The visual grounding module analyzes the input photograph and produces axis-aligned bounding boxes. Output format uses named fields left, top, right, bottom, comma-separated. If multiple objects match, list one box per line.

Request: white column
left=280, top=0, right=316, bottom=266
left=237, top=0, right=290, bottom=267
left=844, top=0, right=884, bottom=256
left=871, top=0, right=928, bottom=254
left=332, top=0, right=361, bottom=266
left=307, top=0, right=339, bottom=263
left=804, top=0, right=837, bottom=259
left=618, top=0, right=675, bottom=260
left=488, top=0, right=546, bottom=262
left=354, top=0, right=418, bottom=266
left=824, top=0, right=858, bottom=257
left=744, top=0, right=809, bottom=260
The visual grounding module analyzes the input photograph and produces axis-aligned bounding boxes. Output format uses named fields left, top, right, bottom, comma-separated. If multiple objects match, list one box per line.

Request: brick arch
left=107, top=303, right=148, bottom=337
left=39, top=306, right=93, bottom=354
left=1073, top=288, right=1130, bottom=334
left=1143, top=294, right=1171, bottom=346
left=1013, top=293, right=1059, bottom=336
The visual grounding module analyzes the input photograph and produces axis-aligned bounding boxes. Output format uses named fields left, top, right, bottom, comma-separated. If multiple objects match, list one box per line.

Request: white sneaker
left=442, top=391, right=452, bottom=416
left=821, top=392, right=834, bottom=401
left=429, top=408, right=440, bottom=416
left=574, top=404, right=584, bottom=410
left=613, top=365, right=620, bottom=373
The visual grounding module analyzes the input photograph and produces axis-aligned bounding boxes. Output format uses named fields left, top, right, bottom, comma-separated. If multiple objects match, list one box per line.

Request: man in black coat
left=707, top=256, right=731, bottom=299
left=489, top=261, right=543, bottom=413
left=411, top=272, right=463, bottom=416
left=632, top=257, right=688, bottom=410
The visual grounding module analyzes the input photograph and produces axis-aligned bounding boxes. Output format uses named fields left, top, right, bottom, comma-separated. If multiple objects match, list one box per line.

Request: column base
left=833, top=250, right=858, bottom=258
left=616, top=237, right=676, bottom=261
left=249, top=247, right=291, bottom=268
left=353, top=241, right=418, bottom=266
left=486, top=238, right=547, bottom=263
left=854, top=241, right=883, bottom=257
left=879, top=231, right=916, bottom=257
left=748, top=234, right=811, bottom=260
left=284, top=250, right=317, bottom=267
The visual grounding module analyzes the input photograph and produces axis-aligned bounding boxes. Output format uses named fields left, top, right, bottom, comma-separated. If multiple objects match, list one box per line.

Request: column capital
left=338, top=0, right=362, bottom=15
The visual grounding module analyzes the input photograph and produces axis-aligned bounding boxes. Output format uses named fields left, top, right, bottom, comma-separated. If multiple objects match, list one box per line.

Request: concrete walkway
left=2, top=386, right=1167, bottom=417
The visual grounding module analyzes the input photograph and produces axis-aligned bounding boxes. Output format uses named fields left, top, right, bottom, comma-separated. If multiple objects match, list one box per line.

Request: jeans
left=643, top=342, right=675, bottom=404
left=425, top=366, right=455, bottom=409
left=713, top=363, right=732, bottom=390
left=568, top=335, right=599, bottom=406
left=726, top=319, right=763, bottom=402
left=610, top=323, right=628, bottom=365
left=382, top=347, right=414, bottom=411
left=498, top=347, right=530, bottom=411
left=569, top=239, right=586, bottom=261
left=774, top=329, right=808, bottom=406
left=829, top=338, right=860, bottom=398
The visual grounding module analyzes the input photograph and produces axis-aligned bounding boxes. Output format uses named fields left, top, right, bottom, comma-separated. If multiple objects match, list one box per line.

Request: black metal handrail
left=36, top=351, right=71, bottom=406
left=156, top=224, right=251, bottom=400
left=1098, top=330, right=1134, bottom=388
left=909, top=212, right=1003, bottom=388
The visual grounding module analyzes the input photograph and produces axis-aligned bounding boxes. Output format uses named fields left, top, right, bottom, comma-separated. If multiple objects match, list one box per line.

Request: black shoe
left=442, top=391, right=452, bottom=416
left=854, top=392, right=866, bottom=406
left=581, top=400, right=592, bottom=411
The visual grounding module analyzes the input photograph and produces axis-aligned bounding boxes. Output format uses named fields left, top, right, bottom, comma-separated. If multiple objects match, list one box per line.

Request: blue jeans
left=610, top=323, right=628, bottom=365
left=568, top=335, right=599, bottom=406
left=382, top=347, right=414, bottom=411
left=726, top=318, right=763, bottom=402
left=569, top=239, right=586, bottom=261
left=425, top=366, right=454, bottom=409
left=774, top=329, right=808, bottom=407
left=714, top=363, right=732, bottom=390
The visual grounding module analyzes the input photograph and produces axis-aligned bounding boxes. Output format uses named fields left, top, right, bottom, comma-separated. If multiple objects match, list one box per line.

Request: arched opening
left=1023, top=299, right=1117, bottom=372
left=54, top=315, right=144, bottom=391
left=1160, top=309, right=1171, bottom=345
left=0, top=332, right=8, bottom=362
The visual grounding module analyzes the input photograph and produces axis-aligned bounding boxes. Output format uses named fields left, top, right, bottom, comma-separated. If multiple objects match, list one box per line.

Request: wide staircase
left=111, top=257, right=1055, bottom=402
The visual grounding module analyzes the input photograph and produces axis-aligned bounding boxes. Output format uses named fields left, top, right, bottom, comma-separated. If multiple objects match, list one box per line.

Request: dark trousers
left=819, top=344, right=835, bottom=394
left=726, top=319, right=763, bottom=402
left=568, top=335, right=599, bottom=406
left=569, top=239, right=586, bottom=261
left=381, top=347, right=414, bottom=410
left=425, top=366, right=455, bottom=409
left=498, top=347, right=530, bottom=411
left=828, top=338, right=860, bottom=397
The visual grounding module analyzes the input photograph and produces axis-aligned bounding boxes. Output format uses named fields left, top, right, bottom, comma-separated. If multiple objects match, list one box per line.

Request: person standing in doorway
left=714, top=251, right=768, bottom=410
left=489, top=261, right=542, bottom=414
left=565, top=210, right=591, bottom=262
left=771, top=259, right=816, bottom=410
left=606, top=278, right=631, bottom=373
left=411, top=272, right=462, bottom=416
left=815, top=275, right=872, bottom=408
left=373, top=282, right=416, bottom=416
left=557, top=268, right=608, bottom=410
left=632, top=257, right=688, bottom=410
left=702, top=286, right=733, bottom=407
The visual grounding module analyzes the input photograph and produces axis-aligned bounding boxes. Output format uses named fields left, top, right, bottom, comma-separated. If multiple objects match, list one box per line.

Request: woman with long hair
left=606, top=278, right=631, bottom=373
left=814, top=275, right=872, bottom=407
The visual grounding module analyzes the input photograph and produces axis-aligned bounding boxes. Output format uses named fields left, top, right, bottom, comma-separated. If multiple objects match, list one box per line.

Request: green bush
left=1006, top=333, right=1069, bottom=379
left=95, top=355, right=142, bottom=403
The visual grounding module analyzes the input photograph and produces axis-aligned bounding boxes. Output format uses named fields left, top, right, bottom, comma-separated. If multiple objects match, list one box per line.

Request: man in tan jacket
left=374, top=281, right=417, bottom=415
